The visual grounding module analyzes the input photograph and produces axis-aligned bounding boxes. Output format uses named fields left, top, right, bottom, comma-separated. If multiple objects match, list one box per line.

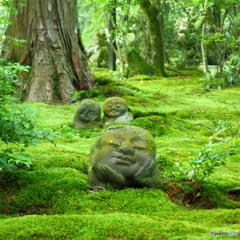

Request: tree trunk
left=201, top=0, right=208, bottom=73
left=139, top=0, right=166, bottom=76
left=201, top=23, right=208, bottom=73
left=108, top=0, right=117, bottom=71
left=2, top=0, right=93, bottom=103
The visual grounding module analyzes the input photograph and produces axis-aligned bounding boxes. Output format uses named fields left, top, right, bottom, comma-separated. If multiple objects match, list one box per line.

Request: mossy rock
left=132, top=116, right=167, bottom=136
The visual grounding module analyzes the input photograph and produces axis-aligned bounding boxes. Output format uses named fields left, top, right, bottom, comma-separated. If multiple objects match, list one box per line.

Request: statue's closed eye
left=104, top=138, right=121, bottom=147
left=132, top=144, right=147, bottom=150
left=107, top=142, right=121, bottom=148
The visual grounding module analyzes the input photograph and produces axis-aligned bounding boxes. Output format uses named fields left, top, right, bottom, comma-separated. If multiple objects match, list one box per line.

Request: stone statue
left=73, top=99, right=101, bottom=129
left=103, top=97, right=133, bottom=126
left=88, top=126, right=162, bottom=189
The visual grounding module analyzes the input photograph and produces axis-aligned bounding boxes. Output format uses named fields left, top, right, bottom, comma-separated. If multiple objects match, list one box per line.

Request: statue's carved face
left=103, top=97, right=127, bottom=118
left=77, top=100, right=100, bottom=122
left=92, top=126, right=156, bottom=177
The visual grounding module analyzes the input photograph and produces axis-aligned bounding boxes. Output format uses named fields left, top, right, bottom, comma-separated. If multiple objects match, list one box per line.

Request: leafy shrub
left=0, top=59, right=30, bottom=101
left=0, top=60, right=53, bottom=172
left=0, top=149, right=31, bottom=172
left=202, top=68, right=224, bottom=89
left=0, top=104, right=37, bottom=145
left=202, top=52, right=240, bottom=90
left=223, top=53, right=240, bottom=86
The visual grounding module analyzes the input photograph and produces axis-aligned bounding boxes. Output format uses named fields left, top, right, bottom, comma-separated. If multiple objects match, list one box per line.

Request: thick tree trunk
left=2, top=0, right=93, bottom=103
left=139, top=0, right=166, bottom=76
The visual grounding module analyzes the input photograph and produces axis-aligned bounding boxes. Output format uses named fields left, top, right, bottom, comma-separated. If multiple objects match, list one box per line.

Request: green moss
left=1, top=211, right=240, bottom=239
left=0, top=213, right=208, bottom=240
left=0, top=168, right=88, bottom=215
left=132, top=115, right=194, bottom=137
left=132, top=116, right=166, bottom=136
left=126, top=49, right=154, bottom=76
left=1, top=69, right=240, bottom=239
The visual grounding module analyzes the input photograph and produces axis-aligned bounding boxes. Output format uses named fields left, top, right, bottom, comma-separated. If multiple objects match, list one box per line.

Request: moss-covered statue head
left=103, top=97, right=133, bottom=126
left=103, top=97, right=128, bottom=117
left=77, top=99, right=101, bottom=122
left=89, top=126, right=161, bottom=189
left=73, top=99, right=101, bottom=129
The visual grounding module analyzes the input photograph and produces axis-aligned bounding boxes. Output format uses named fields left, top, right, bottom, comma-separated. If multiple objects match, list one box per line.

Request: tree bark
left=139, top=0, right=166, bottom=76
left=2, top=0, right=93, bottom=103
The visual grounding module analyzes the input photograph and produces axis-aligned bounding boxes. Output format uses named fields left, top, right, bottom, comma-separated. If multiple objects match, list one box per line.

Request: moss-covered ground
left=0, top=70, right=240, bottom=239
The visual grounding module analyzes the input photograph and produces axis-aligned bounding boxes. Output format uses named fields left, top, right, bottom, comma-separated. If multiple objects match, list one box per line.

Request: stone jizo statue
left=73, top=99, right=101, bottom=129
left=88, top=126, right=162, bottom=189
left=103, top=97, right=133, bottom=126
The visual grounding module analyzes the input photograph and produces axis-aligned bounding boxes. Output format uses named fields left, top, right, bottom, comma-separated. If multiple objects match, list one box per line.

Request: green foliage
left=184, top=136, right=237, bottom=183
left=174, top=121, right=239, bottom=187
left=0, top=149, right=31, bottom=172
left=0, top=60, right=54, bottom=172
left=0, top=61, right=32, bottom=171
left=202, top=53, right=240, bottom=89
left=0, top=59, right=30, bottom=101
left=0, top=104, right=36, bottom=146
left=201, top=68, right=223, bottom=89
left=223, top=53, right=240, bottom=86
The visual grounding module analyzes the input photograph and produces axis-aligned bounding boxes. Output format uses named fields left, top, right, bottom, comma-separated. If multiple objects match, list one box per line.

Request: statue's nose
left=119, top=143, right=134, bottom=155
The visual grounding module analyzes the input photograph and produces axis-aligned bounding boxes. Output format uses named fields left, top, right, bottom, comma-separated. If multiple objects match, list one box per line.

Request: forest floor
left=0, top=70, right=240, bottom=239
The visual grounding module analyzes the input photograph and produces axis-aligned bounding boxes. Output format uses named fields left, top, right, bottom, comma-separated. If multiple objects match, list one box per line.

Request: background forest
left=0, top=0, right=240, bottom=239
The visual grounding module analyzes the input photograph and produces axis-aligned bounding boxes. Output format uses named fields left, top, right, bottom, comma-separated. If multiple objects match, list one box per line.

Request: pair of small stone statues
left=73, top=97, right=161, bottom=189
left=73, top=97, right=133, bottom=129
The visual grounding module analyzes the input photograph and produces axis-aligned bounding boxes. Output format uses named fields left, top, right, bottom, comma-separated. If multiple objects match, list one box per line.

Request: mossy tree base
left=2, top=0, right=93, bottom=103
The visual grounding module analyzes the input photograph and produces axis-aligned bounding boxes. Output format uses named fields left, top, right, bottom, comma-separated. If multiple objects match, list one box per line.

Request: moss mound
left=132, top=115, right=194, bottom=136
left=132, top=116, right=166, bottom=136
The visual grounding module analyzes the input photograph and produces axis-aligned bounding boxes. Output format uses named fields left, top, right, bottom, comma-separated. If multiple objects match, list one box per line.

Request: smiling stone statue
left=73, top=99, right=101, bottom=129
left=103, top=97, right=133, bottom=126
left=88, top=126, right=162, bottom=189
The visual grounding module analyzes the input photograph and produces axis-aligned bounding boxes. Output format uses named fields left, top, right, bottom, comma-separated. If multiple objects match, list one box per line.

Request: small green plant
left=173, top=122, right=239, bottom=200
left=182, top=136, right=237, bottom=184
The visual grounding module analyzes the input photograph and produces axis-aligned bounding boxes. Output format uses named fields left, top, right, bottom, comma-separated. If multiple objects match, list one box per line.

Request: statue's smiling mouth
left=110, top=109, right=119, bottom=113
left=111, top=152, right=134, bottom=165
